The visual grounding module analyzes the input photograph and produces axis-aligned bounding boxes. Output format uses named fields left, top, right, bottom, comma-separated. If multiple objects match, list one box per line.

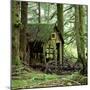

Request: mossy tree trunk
left=12, top=1, right=21, bottom=66
left=75, top=5, right=87, bottom=75
left=20, top=2, right=28, bottom=63
left=79, top=6, right=87, bottom=75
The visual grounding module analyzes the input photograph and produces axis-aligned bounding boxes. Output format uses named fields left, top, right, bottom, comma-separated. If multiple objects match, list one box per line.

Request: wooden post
left=54, top=43, right=57, bottom=73
left=43, top=44, right=46, bottom=65
left=60, top=42, right=62, bottom=65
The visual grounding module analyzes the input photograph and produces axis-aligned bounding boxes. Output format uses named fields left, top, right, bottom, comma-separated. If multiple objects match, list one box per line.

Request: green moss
left=12, top=59, right=22, bottom=69
left=12, top=70, right=87, bottom=89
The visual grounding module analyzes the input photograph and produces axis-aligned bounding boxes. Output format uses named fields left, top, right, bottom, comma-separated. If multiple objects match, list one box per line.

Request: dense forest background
left=12, top=1, right=88, bottom=89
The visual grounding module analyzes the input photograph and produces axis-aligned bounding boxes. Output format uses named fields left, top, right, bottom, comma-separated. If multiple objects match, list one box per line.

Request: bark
left=47, top=4, right=50, bottom=23
left=75, top=5, right=87, bottom=75
left=38, top=2, right=41, bottom=23
left=57, top=4, right=64, bottom=66
left=12, top=1, right=20, bottom=65
left=79, top=5, right=87, bottom=75
left=57, top=4, right=63, bottom=34
left=20, top=2, right=28, bottom=62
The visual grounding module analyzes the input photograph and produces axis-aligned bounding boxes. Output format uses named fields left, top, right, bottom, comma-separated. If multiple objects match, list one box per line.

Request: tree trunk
left=75, top=5, right=87, bottom=75
left=12, top=1, right=21, bottom=66
left=20, top=2, right=28, bottom=62
left=57, top=4, right=63, bottom=34
left=47, top=4, right=50, bottom=23
left=79, top=5, right=87, bottom=75
left=38, top=2, right=41, bottom=23
left=57, top=4, right=64, bottom=67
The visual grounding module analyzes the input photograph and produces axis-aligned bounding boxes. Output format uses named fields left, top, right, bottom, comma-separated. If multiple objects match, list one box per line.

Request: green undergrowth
left=12, top=68, right=87, bottom=90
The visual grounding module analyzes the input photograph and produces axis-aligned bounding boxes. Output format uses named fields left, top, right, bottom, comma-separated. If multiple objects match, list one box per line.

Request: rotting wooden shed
left=26, top=24, right=64, bottom=68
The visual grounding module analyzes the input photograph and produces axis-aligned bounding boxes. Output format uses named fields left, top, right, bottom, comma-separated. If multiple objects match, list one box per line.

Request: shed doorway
left=56, top=43, right=60, bottom=63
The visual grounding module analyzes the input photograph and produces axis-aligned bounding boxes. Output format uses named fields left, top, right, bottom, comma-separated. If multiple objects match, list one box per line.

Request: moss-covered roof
left=26, top=24, right=64, bottom=44
left=26, top=24, right=55, bottom=42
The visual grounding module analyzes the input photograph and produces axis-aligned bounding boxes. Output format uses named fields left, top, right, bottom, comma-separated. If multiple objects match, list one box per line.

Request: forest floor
left=12, top=67, right=87, bottom=90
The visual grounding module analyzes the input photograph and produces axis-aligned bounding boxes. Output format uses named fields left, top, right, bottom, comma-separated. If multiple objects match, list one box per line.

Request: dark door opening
left=56, top=43, right=60, bottom=63
left=28, top=41, right=43, bottom=65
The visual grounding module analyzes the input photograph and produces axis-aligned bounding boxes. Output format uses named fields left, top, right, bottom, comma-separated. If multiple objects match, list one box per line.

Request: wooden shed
left=26, top=24, right=64, bottom=67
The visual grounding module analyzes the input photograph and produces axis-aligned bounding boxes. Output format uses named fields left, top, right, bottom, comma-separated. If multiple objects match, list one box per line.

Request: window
left=51, top=33, right=56, bottom=39
left=46, top=45, right=54, bottom=59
